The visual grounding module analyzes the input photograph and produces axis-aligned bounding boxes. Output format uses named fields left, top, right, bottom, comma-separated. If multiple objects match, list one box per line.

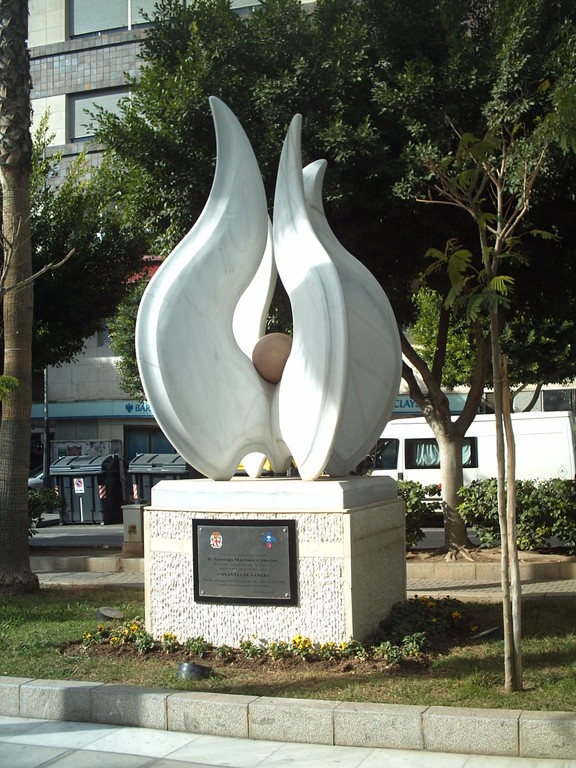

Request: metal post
left=43, top=366, right=51, bottom=488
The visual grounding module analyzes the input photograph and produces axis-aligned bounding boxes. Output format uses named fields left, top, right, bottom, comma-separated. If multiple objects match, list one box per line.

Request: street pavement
left=28, top=522, right=576, bottom=600
left=4, top=713, right=575, bottom=768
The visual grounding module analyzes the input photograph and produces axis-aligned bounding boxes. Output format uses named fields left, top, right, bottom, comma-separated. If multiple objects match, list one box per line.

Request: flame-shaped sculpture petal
left=233, top=219, right=276, bottom=478
left=232, top=219, right=276, bottom=358
left=273, top=116, right=349, bottom=481
left=136, top=97, right=289, bottom=480
left=302, top=160, right=402, bottom=475
left=137, top=98, right=401, bottom=483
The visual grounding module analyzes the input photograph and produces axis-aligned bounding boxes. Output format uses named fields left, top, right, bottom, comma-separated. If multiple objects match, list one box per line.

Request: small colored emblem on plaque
left=210, top=531, right=223, bottom=549
left=263, top=532, right=276, bottom=549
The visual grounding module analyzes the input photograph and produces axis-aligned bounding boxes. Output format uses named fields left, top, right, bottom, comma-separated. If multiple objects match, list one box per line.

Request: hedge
left=458, top=478, right=576, bottom=553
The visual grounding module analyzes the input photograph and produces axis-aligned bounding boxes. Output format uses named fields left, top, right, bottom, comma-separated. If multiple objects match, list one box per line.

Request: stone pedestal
left=144, top=476, right=405, bottom=647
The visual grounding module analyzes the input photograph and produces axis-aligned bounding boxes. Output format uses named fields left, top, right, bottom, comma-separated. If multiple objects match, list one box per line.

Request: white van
left=368, top=411, right=576, bottom=485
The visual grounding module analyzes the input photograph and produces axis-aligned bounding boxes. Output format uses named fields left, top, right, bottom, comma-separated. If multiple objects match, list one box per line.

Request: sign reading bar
left=193, top=519, right=297, bottom=606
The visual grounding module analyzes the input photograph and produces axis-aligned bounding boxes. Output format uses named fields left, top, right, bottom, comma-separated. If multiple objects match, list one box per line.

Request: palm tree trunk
left=0, top=0, right=38, bottom=592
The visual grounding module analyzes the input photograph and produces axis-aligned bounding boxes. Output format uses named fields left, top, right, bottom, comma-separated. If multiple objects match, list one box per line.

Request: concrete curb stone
left=20, top=679, right=104, bottom=722
left=334, top=701, right=427, bottom=750
left=422, top=705, right=520, bottom=756
left=248, top=696, right=337, bottom=745
left=90, top=683, right=171, bottom=729
left=520, top=710, right=576, bottom=759
left=167, top=691, right=258, bottom=739
left=0, top=676, right=34, bottom=717
left=1, top=677, right=575, bottom=759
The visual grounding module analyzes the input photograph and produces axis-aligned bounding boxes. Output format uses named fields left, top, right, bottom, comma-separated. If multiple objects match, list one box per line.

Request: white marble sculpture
left=136, top=97, right=401, bottom=481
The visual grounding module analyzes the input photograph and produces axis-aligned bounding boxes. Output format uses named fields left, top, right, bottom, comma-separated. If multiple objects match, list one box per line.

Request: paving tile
left=43, top=748, right=150, bottom=767
left=357, top=747, right=469, bottom=767
left=0, top=741, right=69, bottom=768
left=253, top=740, right=373, bottom=768
left=0, top=715, right=47, bottom=736
left=166, top=733, right=283, bottom=767
left=4, top=718, right=121, bottom=748
left=83, top=725, right=199, bottom=758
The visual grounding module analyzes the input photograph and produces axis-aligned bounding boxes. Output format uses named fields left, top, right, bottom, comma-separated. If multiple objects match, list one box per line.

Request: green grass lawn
left=1, top=586, right=576, bottom=711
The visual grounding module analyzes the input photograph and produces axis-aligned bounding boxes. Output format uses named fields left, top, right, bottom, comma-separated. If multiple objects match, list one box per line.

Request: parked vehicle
left=28, top=466, right=44, bottom=489
left=363, top=411, right=576, bottom=485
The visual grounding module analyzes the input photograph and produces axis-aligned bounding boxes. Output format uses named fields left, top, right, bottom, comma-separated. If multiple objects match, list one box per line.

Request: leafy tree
left=97, top=0, right=576, bottom=578
left=109, top=280, right=147, bottom=399
left=410, top=278, right=576, bottom=406
left=408, top=287, right=479, bottom=391
left=94, top=0, right=427, bottom=285
left=29, top=119, right=147, bottom=369
left=0, top=0, right=38, bottom=592
left=379, top=0, right=576, bottom=690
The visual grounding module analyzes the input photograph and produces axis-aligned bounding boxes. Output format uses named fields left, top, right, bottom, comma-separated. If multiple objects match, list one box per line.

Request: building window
left=231, top=0, right=262, bottom=17
left=69, top=88, right=128, bottom=142
left=68, top=0, right=159, bottom=37
left=97, top=327, right=111, bottom=347
left=124, top=427, right=174, bottom=460
left=131, top=0, right=159, bottom=26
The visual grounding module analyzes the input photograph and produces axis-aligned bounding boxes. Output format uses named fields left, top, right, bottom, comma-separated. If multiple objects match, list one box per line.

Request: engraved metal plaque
left=193, top=519, right=297, bottom=605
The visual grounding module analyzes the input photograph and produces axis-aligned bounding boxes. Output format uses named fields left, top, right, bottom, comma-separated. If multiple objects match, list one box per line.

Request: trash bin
left=50, top=454, right=124, bottom=525
left=128, top=453, right=201, bottom=504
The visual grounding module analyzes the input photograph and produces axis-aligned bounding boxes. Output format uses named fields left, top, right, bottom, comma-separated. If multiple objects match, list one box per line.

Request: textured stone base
left=144, top=476, right=405, bottom=646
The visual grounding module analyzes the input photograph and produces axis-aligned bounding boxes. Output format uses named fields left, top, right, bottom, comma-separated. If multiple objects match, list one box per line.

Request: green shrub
left=184, top=636, right=210, bottom=656
left=398, top=480, right=442, bottom=548
left=458, top=478, right=576, bottom=552
left=378, top=595, right=469, bottom=646
left=457, top=479, right=499, bottom=547
left=28, top=488, right=66, bottom=536
left=536, top=479, right=576, bottom=553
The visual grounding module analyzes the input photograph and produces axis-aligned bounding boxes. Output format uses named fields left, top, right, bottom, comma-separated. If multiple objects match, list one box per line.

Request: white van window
left=374, top=438, right=399, bottom=470
left=405, top=437, right=478, bottom=470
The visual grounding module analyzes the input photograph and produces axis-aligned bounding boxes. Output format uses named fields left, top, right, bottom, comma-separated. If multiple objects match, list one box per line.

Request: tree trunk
left=0, top=0, right=38, bottom=593
left=436, top=430, right=471, bottom=551
left=401, top=326, right=491, bottom=555
left=490, top=308, right=516, bottom=691
left=502, top=354, right=522, bottom=690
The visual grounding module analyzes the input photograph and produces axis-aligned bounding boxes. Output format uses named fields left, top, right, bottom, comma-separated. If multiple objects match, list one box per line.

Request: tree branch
left=1, top=248, right=75, bottom=297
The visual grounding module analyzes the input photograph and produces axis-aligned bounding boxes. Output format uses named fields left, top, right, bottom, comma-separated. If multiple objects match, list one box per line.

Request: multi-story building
left=28, top=0, right=178, bottom=468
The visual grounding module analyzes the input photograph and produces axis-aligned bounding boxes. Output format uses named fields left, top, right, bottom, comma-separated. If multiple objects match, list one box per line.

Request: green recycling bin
left=50, top=454, right=124, bottom=524
left=128, top=453, right=202, bottom=504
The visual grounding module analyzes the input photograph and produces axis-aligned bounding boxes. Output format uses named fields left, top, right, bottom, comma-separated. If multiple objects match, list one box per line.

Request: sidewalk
left=4, top=712, right=574, bottom=768
left=4, top=678, right=576, bottom=767
left=29, top=521, right=576, bottom=600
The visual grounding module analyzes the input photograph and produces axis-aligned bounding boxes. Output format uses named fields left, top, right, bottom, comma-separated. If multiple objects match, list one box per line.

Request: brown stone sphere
left=252, top=333, right=293, bottom=384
